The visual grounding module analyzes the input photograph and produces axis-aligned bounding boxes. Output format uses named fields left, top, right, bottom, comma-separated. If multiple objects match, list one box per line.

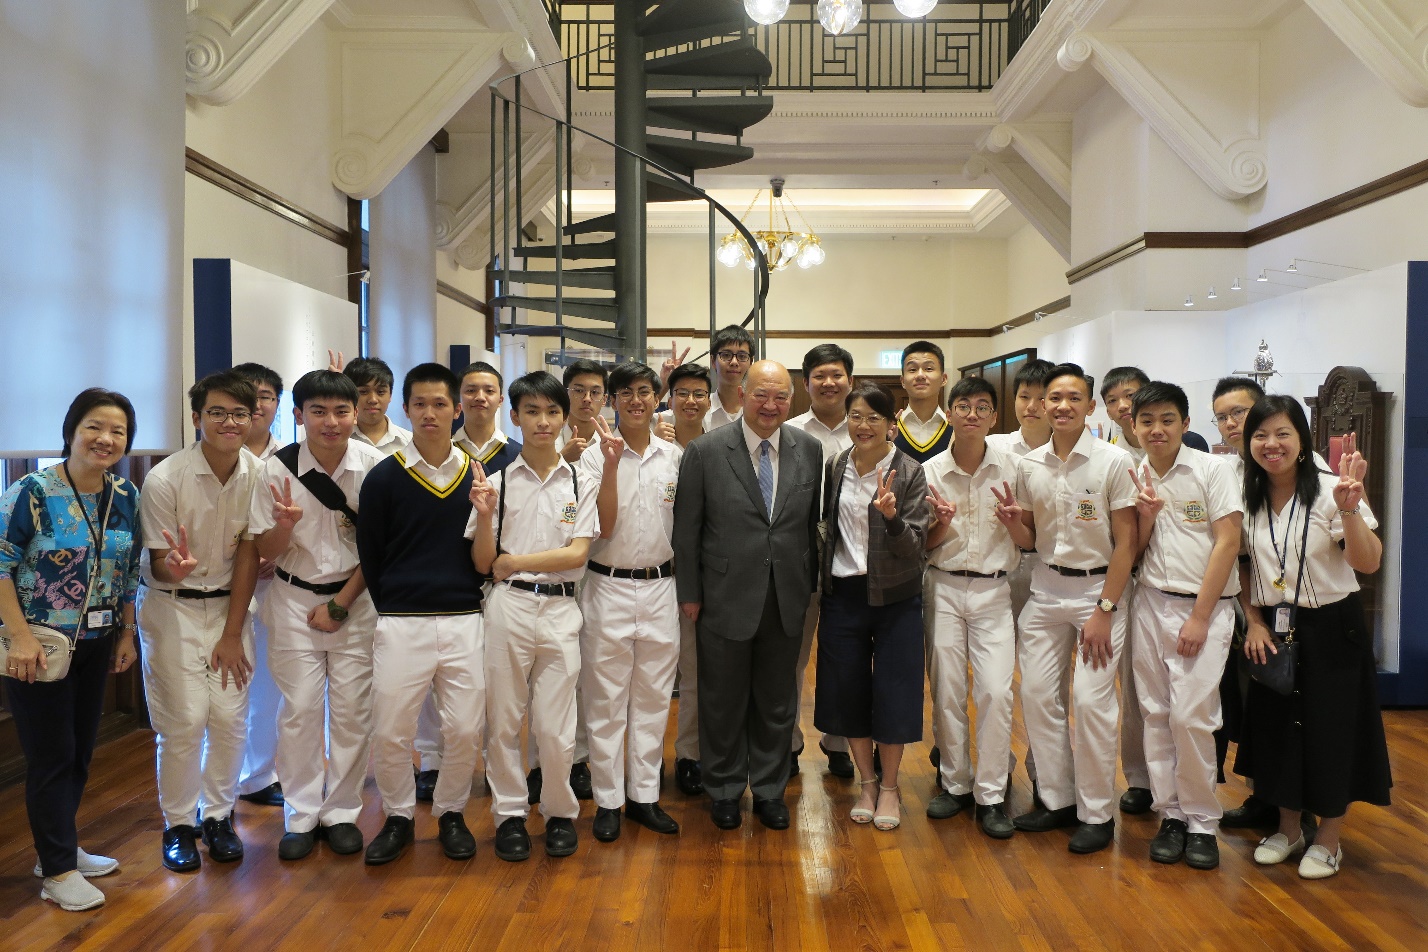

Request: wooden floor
left=1, top=694, right=1426, bottom=952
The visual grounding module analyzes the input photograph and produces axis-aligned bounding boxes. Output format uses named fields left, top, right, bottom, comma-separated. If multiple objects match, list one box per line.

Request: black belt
left=1157, top=588, right=1233, bottom=602
left=1047, top=564, right=1109, bottom=577
left=506, top=579, right=576, bottom=598
left=149, top=585, right=231, bottom=600
left=935, top=568, right=1007, bottom=580
left=275, top=567, right=350, bottom=597
left=1019, top=548, right=1037, bottom=555
left=588, top=560, right=673, bottom=580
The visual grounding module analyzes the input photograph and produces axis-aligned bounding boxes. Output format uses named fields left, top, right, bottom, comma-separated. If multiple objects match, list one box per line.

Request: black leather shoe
left=278, top=829, right=316, bottom=861
left=753, top=798, right=791, bottom=830
left=926, top=791, right=974, bottom=820
left=675, top=758, right=704, bottom=796
left=1031, top=781, right=1046, bottom=812
left=200, top=816, right=243, bottom=863
left=626, top=800, right=679, bottom=835
left=526, top=767, right=543, bottom=805
left=545, top=817, right=579, bottom=857
left=494, top=817, right=531, bottom=862
left=929, top=746, right=940, bottom=770
left=593, top=806, right=622, bottom=842
left=1119, top=787, right=1154, bottom=815
left=1149, top=818, right=1188, bottom=864
left=364, top=816, right=414, bottom=866
left=237, top=782, right=284, bottom=807
left=1068, top=819, right=1115, bottom=854
left=1220, top=794, right=1278, bottom=830
left=788, top=747, right=802, bottom=779
left=820, top=742, right=854, bottom=779
left=711, top=798, right=742, bottom=830
left=162, top=824, right=201, bottom=872
left=438, top=812, right=476, bottom=860
left=415, top=769, right=438, bottom=803
left=976, top=802, right=1015, bottom=839
left=1013, top=804, right=1079, bottom=833
left=570, top=762, right=593, bottom=801
left=1184, top=832, right=1220, bottom=870
left=319, top=822, right=364, bottom=855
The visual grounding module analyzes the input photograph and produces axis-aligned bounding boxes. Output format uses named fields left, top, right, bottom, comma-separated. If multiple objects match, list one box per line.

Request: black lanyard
left=1267, top=494, right=1298, bottom=590
left=62, top=461, right=115, bottom=609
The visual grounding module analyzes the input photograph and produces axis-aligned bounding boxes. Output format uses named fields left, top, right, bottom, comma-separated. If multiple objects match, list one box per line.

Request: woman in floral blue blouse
left=0, top=388, right=142, bottom=912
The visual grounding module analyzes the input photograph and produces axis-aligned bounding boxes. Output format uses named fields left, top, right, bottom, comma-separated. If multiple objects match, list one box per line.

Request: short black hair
left=947, top=376, right=998, bottom=410
left=846, top=381, right=896, bottom=420
left=403, top=362, right=460, bottom=405
left=711, top=324, right=754, bottom=357
left=563, top=358, right=608, bottom=388
left=232, top=362, right=283, bottom=398
left=1100, top=366, right=1150, bottom=398
left=1242, top=395, right=1325, bottom=517
left=459, top=361, right=503, bottom=388
left=1045, top=362, right=1094, bottom=398
left=1013, top=358, right=1055, bottom=393
left=509, top=370, right=569, bottom=416
left=1130, top=381, right=1188, bottom=420
left=291, top=370, right=359, bottom=410
left=667, top=362, right=711, bottom=394
left=901, top=340, right=945, bottom=372
left=62, top=388, right=137, bottom=457
left=189, top=371, right=257, bottom=415
left=344, top=357, right=395, bottom=390
left=609, top=362, right=659, bottom=395
left=802, top=343, right=854, bottom=378
left=1213, top=376, right=1265, bottom=403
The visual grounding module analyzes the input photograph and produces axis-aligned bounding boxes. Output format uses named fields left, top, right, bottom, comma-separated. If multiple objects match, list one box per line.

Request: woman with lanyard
left=0, top=389, right=142, bottom=911
left=1236, top=395, right=1390, bottom=880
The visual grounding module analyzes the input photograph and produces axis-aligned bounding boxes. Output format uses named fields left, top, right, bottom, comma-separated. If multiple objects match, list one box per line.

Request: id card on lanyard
left=64, top=462, right=117, bottom=635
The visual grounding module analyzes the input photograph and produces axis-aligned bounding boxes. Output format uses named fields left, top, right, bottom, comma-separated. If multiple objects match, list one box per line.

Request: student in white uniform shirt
left=997, top=363, right=1138, bottom=855
left=922, top=377, right=1020, bottom=839
left=705, top=324, right=755, bottom=432
left=232, top=363, right=288, bottom=810
left=466, top=371, right=599, bottom=862
left=577, top=362, right=683, bottom=842
left=787, top=343, right=855, bottom=780
left=139, top=372, right=263, bottom=872
left=249, top=370, right=385, bottom=861
left=557, top=359, right=608, bottom=463
left=893, top=341, right=951, bottom=464
left=346, top=357, right=412, bottom=457
left=1124, top=382, right=1242, bottom=871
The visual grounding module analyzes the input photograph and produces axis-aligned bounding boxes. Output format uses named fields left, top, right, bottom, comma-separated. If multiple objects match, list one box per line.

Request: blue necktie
left=758, top=439, right=774, bottom=517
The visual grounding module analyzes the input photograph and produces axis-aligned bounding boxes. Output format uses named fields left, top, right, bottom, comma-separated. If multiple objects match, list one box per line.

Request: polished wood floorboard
left=1, top=694, right=1425, bottom=951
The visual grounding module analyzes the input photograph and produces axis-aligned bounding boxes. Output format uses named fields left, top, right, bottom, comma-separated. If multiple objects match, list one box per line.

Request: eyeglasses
left=716, top=350, right=752, bottom=364
left=568, top=386, right=606, bottom=401
left=204, top=408, right=253, bottom=424
left=673, top=388, right=710, bottom=401
left=1213, top=406, right=1251, bottom=425
left=847, top=412, right=886, bottom=426
left=615, top=387, right=657, bottom=401
left=952, top=402, right=996, bottom=420
left=749, top=391, right=790, bottom=405
left=255, top=394, right=279, bottom=405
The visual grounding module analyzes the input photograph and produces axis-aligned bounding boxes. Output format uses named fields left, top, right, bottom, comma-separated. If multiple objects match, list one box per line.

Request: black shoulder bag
left=1248, top=501, right=1313, bottom=696
left=276, top=443, right=358, bottom=525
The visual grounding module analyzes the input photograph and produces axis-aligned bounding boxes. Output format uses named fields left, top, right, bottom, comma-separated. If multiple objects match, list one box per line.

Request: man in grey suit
left=673, top=360, right=823, bottom=830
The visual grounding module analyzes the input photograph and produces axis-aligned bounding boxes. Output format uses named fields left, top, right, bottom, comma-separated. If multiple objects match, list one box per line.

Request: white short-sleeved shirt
left=1017, top=427, right=1137, bottom=570
left=1105, top=423, right=1147, bottom=465
left=1135, top=445, right=1243, bottom=597
left=831, top=456, right=888, bottom=578
left=353, top=420, right=412, bottom=457
left=577, top=436, right=681, bottom=569
left=250, top=433, right=285, bottom=461
left=788, top=410, right=851, bottom=458
left=1243, top=473, right=1377, bottom=608
left=924, top=441, right=1021, bottom=576
left=453, top=427, right=508, bottom=465
left=248, top=439, right=386, bottom=585
left=140, top=441, right=262, bottom=591
left=705, top=400, right=742, bottom=433
left=986, top=428, right=1046, bottom=460
left=463, top=454, right=599, bottom=584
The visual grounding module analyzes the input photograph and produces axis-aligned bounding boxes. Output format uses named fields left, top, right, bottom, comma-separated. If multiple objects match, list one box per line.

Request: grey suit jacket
left=673, top=419, right=823, bottom=641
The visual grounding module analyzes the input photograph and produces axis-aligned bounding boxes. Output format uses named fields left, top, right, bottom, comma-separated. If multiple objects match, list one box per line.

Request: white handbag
left=0, top=622, right=74, bottom=682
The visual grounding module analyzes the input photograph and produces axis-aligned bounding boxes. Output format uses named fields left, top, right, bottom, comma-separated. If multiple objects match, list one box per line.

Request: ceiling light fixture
left=1185, top=295, right=1194, bottom=307
left=1286, top=261, right=1298, bottom=273
left=1033, top=311, right=1046, bottom=321
left=1231, top=278, right=1242, bottom=291
left=1002, top=323, right=1013, bottom=333
left=744, top=0, right=790, bottom=26
left=817, top=0, right=863, bottom=35
left=1207, top=287, right=1217, bottom=300
left=893, top=0, right=938, bottom=16
left=1256, top=269, right=1269, bottom=282
left=718, top=177, right=825, bottom=273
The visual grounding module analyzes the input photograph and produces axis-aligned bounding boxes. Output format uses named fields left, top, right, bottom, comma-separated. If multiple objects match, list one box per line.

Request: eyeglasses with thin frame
left=1213, top=405, right=1251, bottom=425
left=673, top=388, right=710, bottom=401
left=952, top=402, right=996, bottom=420
left=749, top=390, right=789, bottom=405
left=204, top=408, right=253, bottom=424
left=716, top=350, right=752, bottom=364
left=616, top=387, right=657, bottom=401
left=847, top=412, right=887, bottom=426
left=568, top=386, right=606, bottom=401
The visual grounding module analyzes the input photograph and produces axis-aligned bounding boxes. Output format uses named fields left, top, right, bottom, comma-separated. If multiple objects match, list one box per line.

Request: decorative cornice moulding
left=187, top=0, right=337, bottom=105
left=1302, top=0, right=1428, bottom=107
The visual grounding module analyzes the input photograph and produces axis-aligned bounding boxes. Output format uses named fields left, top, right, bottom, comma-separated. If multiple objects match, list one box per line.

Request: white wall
left=1005, top=222, right=1071, bottom=318
left=0, top=1, right=185, bottom=455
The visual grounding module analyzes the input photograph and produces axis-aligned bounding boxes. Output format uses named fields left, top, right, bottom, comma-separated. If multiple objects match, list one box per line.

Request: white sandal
left=850, top=779, right=877, bottom=824
left=874, top=784, right=901, bottom=831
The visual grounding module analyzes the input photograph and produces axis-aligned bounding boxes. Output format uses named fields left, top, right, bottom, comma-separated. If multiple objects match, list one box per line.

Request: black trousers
left=5, top=633, right=114, bottom=878
left=696, top=581, right=804, bottom=802
left=813, top=576, right=924, bottom=745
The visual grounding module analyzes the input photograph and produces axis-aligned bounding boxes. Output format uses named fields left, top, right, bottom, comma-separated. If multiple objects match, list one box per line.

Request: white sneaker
left=40, top=873, right=105, bottom=911
left=1254, top=832, right=1307, bottom=865
left=33, top=847, right=120, bottom=879
left=1299, top=844, right=1343, bottom=879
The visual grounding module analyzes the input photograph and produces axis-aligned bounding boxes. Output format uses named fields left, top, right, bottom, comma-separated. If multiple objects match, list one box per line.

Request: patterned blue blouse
left=0, top=469, right=142, bottom=640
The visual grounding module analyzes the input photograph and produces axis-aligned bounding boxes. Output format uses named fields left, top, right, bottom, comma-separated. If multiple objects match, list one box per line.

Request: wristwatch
left=1096, top=598, right=1117, bottom=613
left=326, top=599, right=350, bottom=622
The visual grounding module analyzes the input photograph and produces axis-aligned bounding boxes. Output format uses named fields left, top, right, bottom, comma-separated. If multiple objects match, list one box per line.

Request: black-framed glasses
left=615, top=387, right=658, bottom=401
left=673, top=388, right=710, bottom=401
left=1214, top=406, right=1250, bottom=425
left=568, top=386, right=606, bottom=401
left=204, top=408, right=253, bottom=424
left=716, top=350, right=752, bottom=364
left=952, top=402, right=995, bottom=419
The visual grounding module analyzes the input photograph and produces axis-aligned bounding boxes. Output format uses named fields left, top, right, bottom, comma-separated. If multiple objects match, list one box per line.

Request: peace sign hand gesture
left=873, top=468, right=899, bottom=520
left=594, top=414, right=625, bottom=467
left=467, top=461, right=497, bottom=518
left=660, top=340, right=690, bottom=386
left=925, top=484, right=957, bottom=526
left=161, top=526, right=199, bottom=581
left=1333, top=431, right=1369, bottom=512
left=990, top=480, right=1023, bottom=528
left=1129, top=462, right=1164, bottom=520
left=269, top=477, right=304, bottom=530
left=327, top=349, right=345, bottom=373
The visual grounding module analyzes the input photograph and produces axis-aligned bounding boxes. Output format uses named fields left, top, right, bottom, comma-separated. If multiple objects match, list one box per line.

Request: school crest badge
left=1075, top=499, right=1098, bottom=521
left=1183, top=501, right=1207, bottom=523
left=663, top=481, right=677, bottom=503
left=339, top=514, right=355, bottom=531
left=561, top=501, right=578, bottom=525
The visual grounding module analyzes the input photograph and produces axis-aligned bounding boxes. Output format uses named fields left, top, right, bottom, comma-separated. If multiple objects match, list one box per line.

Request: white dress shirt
left=1105, top=422, right=1147, bottom=465
left=924, top=441, right=1021, bottom=577
left=788, top=409, right=852, bottom=458
left=705, top=399, right=742, bottom=433
left=1135, top=445, right=1243, bottom=597
left=898, top=406, right=948, bottom=448
left=831, top=455, right=887, bottom=578
left=140, top=441, right=263, bottom=591
left=1243, top=473, right=1377, bottom=608
left=353, top=420, right=413, bottom=457
left=1016, top=427, right=1138, bottom=570
left=986, top=428, right=1046, bottom=460
left=397, top=442, right=468, bottom=489
left=577, top=436, right=681, bottom=569
left=453, top=427, right=509, bottom=465
left=463, top=454, right=599, bottom=585
left=741, top=419, right=780, bottom=511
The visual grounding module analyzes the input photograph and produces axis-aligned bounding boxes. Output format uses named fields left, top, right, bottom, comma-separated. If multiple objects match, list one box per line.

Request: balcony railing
left=561, top=1, right=1052, bottom=92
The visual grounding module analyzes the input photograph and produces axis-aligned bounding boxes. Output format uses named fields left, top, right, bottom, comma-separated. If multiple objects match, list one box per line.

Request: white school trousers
left=1018, top=564, right=1130, bottom=825
left=1132, top=588, right=1234, bottom=834
left=1119, top=578, right=1151, bottom=789
left=924, top=572, right=1016, bottom=805
left=237, top=579, right=281, bottom=795
left=372, top=613, right=485, bottom=819
left=486, top=584, right=582, bottom=821
left=579, top=573, right=680, bottom=808
left=138, top=589, right=253, bottom=828
left=674, top=609, right=700, bottom=761
left=793, top=590, right=847, bottom=755
left=263, top=582, right=375, bottom=833
left=1006, top=552, right=1041, bottom=784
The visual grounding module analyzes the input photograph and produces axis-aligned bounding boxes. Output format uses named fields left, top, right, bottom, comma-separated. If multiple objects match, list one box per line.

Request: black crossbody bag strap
left=276, top=443, right=359, bottom=525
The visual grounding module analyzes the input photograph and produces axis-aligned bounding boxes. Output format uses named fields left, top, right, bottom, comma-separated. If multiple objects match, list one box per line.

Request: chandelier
left=746, top=0, right=938, bottom=33
left=717, top=178, right=826, bottom=273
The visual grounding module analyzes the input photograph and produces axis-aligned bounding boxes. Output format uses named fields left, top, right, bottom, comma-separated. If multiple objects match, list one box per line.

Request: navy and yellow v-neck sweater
left=893, top=414, right=951, bottom=464
left=356, top=451, right=484, bottom=616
